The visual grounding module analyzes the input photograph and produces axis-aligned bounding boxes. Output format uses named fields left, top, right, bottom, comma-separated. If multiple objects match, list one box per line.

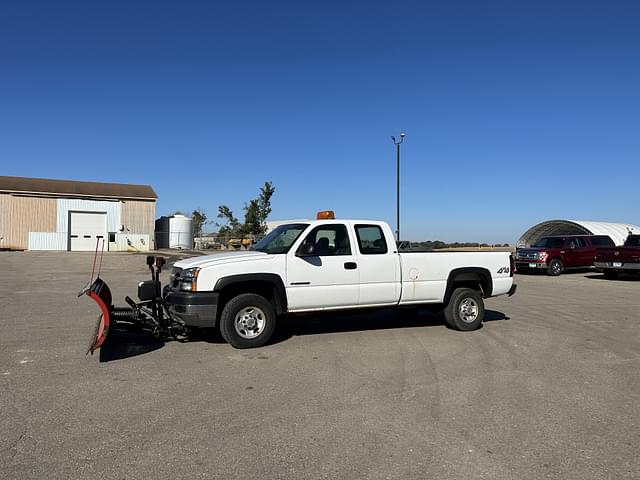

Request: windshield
left=250, top=223, right=309, bottom=254
left=533, top=237, right=564, bottom=248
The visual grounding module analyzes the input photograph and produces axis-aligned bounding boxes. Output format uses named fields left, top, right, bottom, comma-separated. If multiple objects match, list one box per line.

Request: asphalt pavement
left=1, top=251, right=638, bottom=479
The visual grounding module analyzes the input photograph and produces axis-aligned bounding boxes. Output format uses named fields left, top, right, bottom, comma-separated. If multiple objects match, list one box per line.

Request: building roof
left=518, top=220, right=640, bottom=247
left=0, top=176, right=157, bottom=201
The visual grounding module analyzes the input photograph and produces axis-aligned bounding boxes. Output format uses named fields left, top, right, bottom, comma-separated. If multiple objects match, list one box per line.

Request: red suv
left=515, top=235, right=615, bottom=276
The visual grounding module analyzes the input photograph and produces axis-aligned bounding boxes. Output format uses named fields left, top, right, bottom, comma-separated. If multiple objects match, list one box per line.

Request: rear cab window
left=355, top=225, right=388, bottom=254
left=591, top=236, right=614, bottom=247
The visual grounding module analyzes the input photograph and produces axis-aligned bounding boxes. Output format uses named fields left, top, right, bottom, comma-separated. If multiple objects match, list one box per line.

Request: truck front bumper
left=164, top=287, right=219, bottom=328
left=515, top=261, right=547, bottom=271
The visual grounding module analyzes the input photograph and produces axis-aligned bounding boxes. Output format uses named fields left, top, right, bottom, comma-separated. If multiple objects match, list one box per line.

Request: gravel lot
left=1, top=251, right=639, bottom=479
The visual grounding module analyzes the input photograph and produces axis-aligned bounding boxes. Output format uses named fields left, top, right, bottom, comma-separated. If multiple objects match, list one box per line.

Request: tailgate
left=596, top=247, right=640, bottom=263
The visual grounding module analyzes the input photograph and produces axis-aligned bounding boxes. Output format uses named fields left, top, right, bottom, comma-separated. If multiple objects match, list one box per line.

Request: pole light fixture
left=391, top=132, right=406, bottom=243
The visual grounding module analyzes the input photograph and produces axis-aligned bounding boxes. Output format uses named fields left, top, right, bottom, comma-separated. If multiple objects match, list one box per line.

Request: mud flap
left=80, top=278, right=113, bottom=355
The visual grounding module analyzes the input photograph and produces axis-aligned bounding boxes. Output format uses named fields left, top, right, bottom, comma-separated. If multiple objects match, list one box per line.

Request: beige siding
left=0, top=194, right=10, bottom=249
left=121, top=200, right=156, bottom=248
left=0, top=195, right=56, bottom=250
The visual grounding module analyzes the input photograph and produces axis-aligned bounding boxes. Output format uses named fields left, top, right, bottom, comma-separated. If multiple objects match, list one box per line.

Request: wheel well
left=444, top=268, right=492, bottom=303
left=216, top=280, right=285, bottom=323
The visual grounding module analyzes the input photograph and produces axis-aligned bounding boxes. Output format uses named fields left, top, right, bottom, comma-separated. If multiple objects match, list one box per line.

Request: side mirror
left=297, top=243, right=315, bottom=257
left=146, top=255, right=156, bottom=266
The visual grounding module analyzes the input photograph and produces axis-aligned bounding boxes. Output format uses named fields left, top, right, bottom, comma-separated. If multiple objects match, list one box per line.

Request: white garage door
left=69, top=212, right=107, bottom=251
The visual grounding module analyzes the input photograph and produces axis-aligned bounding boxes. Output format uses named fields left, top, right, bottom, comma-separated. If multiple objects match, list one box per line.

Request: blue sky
left=1, top=1, right=639, bottom=243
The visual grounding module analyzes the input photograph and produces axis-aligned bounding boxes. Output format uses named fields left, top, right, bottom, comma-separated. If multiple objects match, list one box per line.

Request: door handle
left=344, top=262, right=357, bottom=270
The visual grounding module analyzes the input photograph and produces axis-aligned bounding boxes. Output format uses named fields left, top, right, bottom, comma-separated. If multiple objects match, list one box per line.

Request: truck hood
left=173, top=250, right=270, bottom=269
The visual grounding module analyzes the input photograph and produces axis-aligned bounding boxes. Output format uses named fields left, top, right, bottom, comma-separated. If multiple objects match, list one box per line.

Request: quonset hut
left=517, top=220, right=640, bottom=247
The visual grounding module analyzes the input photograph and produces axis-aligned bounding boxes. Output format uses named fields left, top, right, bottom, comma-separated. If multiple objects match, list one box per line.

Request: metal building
left=0, top=176, right=157, bottom=251
left=518, top=220, right=639, bottom=247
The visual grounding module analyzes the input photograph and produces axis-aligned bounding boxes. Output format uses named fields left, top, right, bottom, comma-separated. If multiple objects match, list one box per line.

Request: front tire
left=547, top=259, right=563, bottom=276
left=444, top=288, right=484, bottom=331
left=219, top=293, right=276, bottom=348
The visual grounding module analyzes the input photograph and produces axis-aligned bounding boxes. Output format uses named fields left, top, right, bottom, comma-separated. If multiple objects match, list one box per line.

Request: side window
left=355, top=225, right=388, bottom=254
left=575, top=238, right=587, bottom=248
left=301, top=224, right=351, bottom=256
left=567, top=238, right=578, bottom=249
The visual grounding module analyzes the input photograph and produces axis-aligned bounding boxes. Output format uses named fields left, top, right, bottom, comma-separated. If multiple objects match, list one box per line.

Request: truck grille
left=516, top=252, right=538, bottom=260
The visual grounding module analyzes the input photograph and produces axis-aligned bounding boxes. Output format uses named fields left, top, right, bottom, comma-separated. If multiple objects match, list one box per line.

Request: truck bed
left=398, top=251, right=512, bottom=304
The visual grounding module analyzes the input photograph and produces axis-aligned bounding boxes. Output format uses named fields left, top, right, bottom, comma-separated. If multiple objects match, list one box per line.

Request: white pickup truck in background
left=165, top=212, right=517, bottom=348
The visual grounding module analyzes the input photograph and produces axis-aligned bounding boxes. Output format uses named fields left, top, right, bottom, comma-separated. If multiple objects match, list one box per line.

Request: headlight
left=538, top=252, right=549, bottom=262
left=178, top=267, right=200, bottom=292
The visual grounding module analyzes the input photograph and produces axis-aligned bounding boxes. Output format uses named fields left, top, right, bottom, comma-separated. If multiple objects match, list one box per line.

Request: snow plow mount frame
left=79, top=239, right=185, bottom=355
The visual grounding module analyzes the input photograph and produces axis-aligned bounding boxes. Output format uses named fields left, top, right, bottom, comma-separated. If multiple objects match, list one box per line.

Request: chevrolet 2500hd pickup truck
left=163, top=212, right=517, bottom=348
left=595, top=234, right=640, bottom=279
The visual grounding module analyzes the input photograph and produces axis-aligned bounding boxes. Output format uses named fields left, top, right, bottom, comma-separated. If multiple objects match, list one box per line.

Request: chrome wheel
left=234, top=306, right=266, bottom=339
left=550, top=261, right=562, bottom=275
left=458, top=298, right=479, bottom=324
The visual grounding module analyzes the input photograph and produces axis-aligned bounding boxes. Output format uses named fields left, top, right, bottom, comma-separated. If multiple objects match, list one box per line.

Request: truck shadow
left=99, top=329, right=165, bottom=362
left=585, top=273, right=640, bottom=282
left=270, top=308, right=509, bottom=345
left=98, top=309, right=510, bottom=360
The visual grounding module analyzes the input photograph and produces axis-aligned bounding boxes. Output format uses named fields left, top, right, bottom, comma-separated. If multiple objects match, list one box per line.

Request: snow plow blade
left=80, top=278, right=112, bottom=355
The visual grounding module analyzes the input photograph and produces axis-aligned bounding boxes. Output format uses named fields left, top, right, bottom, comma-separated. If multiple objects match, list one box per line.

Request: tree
left=217, top=205, right=240, bottom=236
left=192, top=209, right=207, bottom=240
left=217, top=181, right=276, bottom=236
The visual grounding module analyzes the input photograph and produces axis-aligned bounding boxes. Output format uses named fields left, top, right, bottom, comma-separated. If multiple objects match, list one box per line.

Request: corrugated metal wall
left=28, top=232, right=67, bottom=250
left=57, top=198, right=121, bottom=233
left=121, top=200, right=156, bottom=247
left=115, top=233, right=150, bottom=252
left=0, top=195, right=57, bottom=250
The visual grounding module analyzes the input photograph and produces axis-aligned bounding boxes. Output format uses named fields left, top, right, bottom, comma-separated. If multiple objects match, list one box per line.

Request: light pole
left=391, top=132, right=406, bottom=243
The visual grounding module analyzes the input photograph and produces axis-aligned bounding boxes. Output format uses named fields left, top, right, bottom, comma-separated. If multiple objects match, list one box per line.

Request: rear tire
left=603, top=270, right=618, bottom=280
left=547, top=259, right=563, bottom=276
left=219, top=293, right=276, bottom=349
left=444, top=288, right=484, bottom=331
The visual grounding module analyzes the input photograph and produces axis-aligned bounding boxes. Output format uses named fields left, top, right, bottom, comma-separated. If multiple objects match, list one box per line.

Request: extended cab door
left=285, top=223, right=360, bottom=311
left=353, top=224, right=401, bottom=306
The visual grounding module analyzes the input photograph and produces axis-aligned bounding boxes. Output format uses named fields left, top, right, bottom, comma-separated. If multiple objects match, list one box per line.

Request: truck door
left=286, top=223, right=360, bottom=310
left=353, top=224, right=400, bottom=306
left=562, top=238, right=580, bottom=267
left=575, top=237, right=593, bottom=266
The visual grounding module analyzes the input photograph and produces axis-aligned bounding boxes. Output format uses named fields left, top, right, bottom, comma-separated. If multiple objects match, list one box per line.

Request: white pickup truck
left=165, top=214, right=516, bottom=348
